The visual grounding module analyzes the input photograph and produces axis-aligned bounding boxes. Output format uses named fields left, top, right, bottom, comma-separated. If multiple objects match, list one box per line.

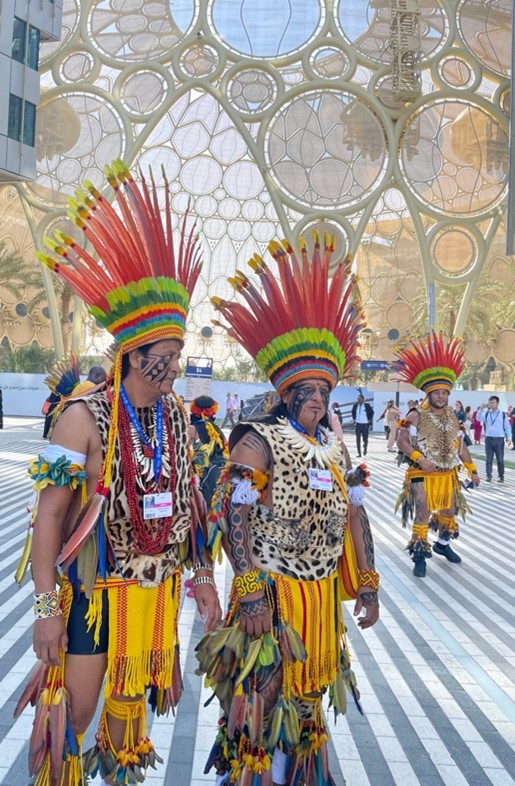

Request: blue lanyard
left=287, top=416, right=322, bottom=444
left=120, top=384, right=163, bottom=482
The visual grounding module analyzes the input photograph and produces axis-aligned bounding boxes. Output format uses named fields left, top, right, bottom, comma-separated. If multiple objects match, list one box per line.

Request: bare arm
left=31, top=403, right=100, bottom=665
left=223, top=428, right=272, bottom=636
left=348, top=504, right=379, bottom=629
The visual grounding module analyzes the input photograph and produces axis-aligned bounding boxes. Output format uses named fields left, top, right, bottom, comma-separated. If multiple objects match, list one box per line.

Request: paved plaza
left=0, top=417, right=514, bottom=786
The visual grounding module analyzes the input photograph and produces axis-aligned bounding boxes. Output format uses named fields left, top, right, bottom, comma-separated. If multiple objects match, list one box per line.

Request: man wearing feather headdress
left=197, top=234, right=379, bottom=786
left=15, top=161, right=221, bottom=786
left=394, top=333, right=480, bottom=578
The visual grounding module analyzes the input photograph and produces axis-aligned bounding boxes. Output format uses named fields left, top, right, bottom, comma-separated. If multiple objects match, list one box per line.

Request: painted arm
left=348, top=504, right=379, bottom=629
left=223, top=428, right=272, bottom=637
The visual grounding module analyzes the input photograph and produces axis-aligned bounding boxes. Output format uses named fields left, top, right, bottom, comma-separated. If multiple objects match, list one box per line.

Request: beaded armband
left=34, top=590, right=62, bottom=619
left=358, top=569, right=380, bottom=591
left=28, top=455, right=88, bottom=492
left=233, top=570, right=265, bottom=598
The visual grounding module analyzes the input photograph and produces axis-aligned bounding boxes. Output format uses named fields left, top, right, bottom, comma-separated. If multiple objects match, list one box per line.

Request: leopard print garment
left=244, top=422, right=348, bottom=582
left=416, top=406, right=461, bottom=470
left=82, top=390, right=191, bottom=587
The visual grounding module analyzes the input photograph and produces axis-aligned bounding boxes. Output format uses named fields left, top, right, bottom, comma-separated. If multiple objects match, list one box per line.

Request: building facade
left=0, top=0, right=62, bottom=181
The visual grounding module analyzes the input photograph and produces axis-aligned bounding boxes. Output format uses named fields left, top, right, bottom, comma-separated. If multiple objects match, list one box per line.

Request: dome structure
left=1, top=0, right=513, bottom=381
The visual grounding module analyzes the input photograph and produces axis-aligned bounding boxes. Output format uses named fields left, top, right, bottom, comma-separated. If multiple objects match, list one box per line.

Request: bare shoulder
left=406, top=410, right=420, bottom=426
left=230, top=426, right=271, bottom=473
left=50, top=401, right=100, bottom=454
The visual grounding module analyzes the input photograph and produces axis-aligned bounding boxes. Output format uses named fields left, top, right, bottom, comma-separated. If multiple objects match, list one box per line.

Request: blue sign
left=360, top=360, right=389, bottom=371
left=185, top=357, right=213, bottom=377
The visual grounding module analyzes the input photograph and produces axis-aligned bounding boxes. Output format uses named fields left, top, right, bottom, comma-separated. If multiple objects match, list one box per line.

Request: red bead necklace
left=118, top=398, right=177, bottom=555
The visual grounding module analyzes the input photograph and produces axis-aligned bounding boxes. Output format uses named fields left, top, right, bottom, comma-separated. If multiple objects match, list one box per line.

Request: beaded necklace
left=120, top=384, right=164, bottom=484
left=118, top=394, right=177, bottom=555
left=276, top=416, right=340, bottom=468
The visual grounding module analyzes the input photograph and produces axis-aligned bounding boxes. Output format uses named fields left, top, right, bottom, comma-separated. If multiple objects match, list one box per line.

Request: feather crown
left=37, top=159, right=202, bottom=353
left=212, top=232, right=364, bottom=393
left=394, top=332, right=465, bottom=393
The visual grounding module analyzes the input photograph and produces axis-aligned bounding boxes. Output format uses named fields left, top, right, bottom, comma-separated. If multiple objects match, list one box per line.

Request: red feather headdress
left=394, top=332, right=465, bottom=393
left=212, top=232, right=364, bottom=393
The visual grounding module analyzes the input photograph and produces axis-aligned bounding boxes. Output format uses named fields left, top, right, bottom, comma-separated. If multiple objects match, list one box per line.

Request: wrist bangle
left=233, top=570, right=264, bottom=598
left=463, top=462, right=477, bottom=476
left=34, top=590, right=62, bottom=619
left=193, top=575, right=216, bottom=587
left=193, top=562, right=213, bottom=573
left=358, top=569, right=380, bottom=591
left=409, top=450, right=423, bottom=463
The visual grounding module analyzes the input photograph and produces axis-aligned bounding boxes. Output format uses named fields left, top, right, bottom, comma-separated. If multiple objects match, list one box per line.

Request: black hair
left=489, top=395, right=499, bottom=403
left=87, top=365, right=107, bottom=384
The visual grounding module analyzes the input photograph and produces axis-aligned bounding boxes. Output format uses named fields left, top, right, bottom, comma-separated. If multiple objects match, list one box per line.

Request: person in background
left=508, top=405, right=515, bottom=449
left=378, top=399, right=401, bottom=452
left=232, top=392, right=241, bottom=422
left=351, top=393, right=374, bottom=457
left=221, top=391, right=236, bottom=428
left=453, top=400, right=466, bottom=426
left=238, top=398, right=245, bottom=421
left=329, top=405, right=352, bottom=469
left=395, top=333, right=480, bottom=578
left=477, top=395, right=511, bottom=482
left=472, top=404, right=485, bottom=444
left=186, top=395, right=229, bottom=599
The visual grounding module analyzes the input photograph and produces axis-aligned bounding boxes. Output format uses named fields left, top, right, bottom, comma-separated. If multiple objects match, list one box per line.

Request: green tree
left=0, top=344, right=55, bottom=372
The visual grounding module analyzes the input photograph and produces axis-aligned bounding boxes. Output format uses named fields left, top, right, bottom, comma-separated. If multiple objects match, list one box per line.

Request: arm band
left=409, top=450, right=423, bottom=463
left=463, top=462, right=477, bottom=476
left=358, top=569, right=380, bottom=591
left=233, top=570, right=264, bottom=597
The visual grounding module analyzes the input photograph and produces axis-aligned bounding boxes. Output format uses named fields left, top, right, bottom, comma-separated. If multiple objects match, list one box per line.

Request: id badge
left=308, top=468, right=333, bottom=492
left=143, top=491, right=173, bottom=519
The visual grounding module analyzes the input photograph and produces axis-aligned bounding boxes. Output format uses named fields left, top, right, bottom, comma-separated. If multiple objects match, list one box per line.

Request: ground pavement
left=0, top=418, right=514, bottom=786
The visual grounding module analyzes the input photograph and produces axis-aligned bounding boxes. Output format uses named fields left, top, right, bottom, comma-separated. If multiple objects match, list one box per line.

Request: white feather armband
left=231, top=478, right=260, bottom=505
left=347, top=485, right=366, bottom=506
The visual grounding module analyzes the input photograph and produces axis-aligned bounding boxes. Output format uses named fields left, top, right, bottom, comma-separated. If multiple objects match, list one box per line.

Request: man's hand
left=195, top=584, right=222, bottom=632
left=33, top=616, right=68, bottom=666
left=353, top=590, right=379, bottom=629
left=418, top=457, right=436, bottom=473
left=238, top=591, right=271, bottom=637
left=471, top=473, right=480, bottom=488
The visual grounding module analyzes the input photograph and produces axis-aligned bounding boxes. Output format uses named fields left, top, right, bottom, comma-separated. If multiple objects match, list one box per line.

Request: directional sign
left=185, top=356, right=213, bottom=399
left=360, top=360, right=389, bottom=371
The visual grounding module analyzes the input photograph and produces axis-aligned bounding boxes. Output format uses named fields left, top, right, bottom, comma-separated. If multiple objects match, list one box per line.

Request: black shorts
left=66, top=590, right=109, bottom=655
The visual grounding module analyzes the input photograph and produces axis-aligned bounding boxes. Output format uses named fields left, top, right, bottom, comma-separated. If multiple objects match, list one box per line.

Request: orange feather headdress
left=212, top=232, right=364, bottom=394
left=393, top=332, right=465, bottom=394
left=38, top=159, right=202, bottom=353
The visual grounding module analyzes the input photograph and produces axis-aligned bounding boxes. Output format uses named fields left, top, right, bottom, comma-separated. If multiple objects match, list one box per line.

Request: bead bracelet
left=34, top=590, right=62, bottom=620
left=193, top=575, right=216, bottom=588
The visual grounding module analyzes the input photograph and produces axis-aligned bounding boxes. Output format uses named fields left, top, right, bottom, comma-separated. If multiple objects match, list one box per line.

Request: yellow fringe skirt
left=272, top=571, right=342, bottom=696
left=406, top=466, right=459, bottom=512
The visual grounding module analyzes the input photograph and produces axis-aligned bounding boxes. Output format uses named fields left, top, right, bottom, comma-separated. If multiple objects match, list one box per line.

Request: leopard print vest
left=416, top=406, right=460, bottom=470
left=82, top=390, right=191, bottom=587
left=245, top=422, right=348, bottom=582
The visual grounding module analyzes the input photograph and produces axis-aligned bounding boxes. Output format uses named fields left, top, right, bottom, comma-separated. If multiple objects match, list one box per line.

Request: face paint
left=286, top=382, right=330, bottom=421
left=139, top=352, right=176, bottom=387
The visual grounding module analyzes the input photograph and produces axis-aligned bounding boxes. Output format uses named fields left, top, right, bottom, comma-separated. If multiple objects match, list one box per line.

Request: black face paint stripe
left=287, top=383, right=330, bottom=420
left=140, top=354, right=174, bottom=386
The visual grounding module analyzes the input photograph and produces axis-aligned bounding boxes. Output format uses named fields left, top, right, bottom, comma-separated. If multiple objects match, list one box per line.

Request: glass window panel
left=8, top=94, right=22, bottom=141
left=28, top=26, right=40, bottom=71
left=23, top=101, right=37, bottom=147
left=12, top=17, right=26, bottom=63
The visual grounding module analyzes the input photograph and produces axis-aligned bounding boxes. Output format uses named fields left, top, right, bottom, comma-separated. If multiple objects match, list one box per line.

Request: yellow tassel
left=85, top=586, right=104, bottom=649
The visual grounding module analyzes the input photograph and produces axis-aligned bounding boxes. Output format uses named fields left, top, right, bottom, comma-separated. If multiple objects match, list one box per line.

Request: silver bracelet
left=193, top=575, right=215, bottom=587
left=193, top=562, right=213, bottom=573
